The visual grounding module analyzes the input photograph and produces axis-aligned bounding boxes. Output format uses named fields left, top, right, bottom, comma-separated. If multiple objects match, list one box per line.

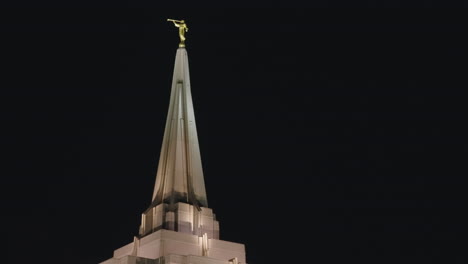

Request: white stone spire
left=137, top=47, right=219, bottom=239
left=151, top=47, right=208, bottom=209
left=100, top=45, right=247, bottom=264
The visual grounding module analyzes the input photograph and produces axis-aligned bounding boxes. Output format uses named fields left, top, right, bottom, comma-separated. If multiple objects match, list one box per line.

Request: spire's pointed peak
left=150, top=48, right=208, bottom=209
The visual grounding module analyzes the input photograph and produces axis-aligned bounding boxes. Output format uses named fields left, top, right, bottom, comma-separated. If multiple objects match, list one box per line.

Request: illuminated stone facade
left=100, top=48, right=246, bottom=264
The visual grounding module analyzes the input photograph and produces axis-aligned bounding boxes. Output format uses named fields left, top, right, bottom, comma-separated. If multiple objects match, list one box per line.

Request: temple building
left=100, top=21, right=247, bottom=264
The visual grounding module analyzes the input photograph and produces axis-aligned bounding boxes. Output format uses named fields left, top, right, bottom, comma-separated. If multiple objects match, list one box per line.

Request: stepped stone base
left=140, top=202, right=219, bottom=240
left=100, top=229, right=246, bottom=264
left=101, top=254, right=240, bottom=264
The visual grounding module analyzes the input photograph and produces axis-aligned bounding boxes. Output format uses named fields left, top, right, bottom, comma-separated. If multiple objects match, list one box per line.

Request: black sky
left=1, top=6, right=466, bottom=264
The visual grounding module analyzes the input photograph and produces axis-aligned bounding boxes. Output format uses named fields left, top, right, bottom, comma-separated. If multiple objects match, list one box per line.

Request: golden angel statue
left=167, top=19, right=189, bottom=47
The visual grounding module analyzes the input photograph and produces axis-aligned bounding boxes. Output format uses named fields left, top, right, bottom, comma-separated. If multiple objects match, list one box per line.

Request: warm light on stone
left=100, top=47, right=247, bottom=264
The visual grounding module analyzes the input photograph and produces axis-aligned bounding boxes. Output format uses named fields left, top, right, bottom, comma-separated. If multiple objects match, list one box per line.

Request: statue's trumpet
left=167, top=19, right=183, bottom=23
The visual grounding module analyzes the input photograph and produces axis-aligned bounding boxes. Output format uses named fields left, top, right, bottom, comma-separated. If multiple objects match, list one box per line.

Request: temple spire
left=101, top=22, right=247, bottom=263
left=151, top=47, right=208, bottom=209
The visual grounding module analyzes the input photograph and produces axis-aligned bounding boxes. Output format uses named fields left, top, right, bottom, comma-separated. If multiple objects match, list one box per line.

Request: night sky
left=1, top=6, right=465, bottom=264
